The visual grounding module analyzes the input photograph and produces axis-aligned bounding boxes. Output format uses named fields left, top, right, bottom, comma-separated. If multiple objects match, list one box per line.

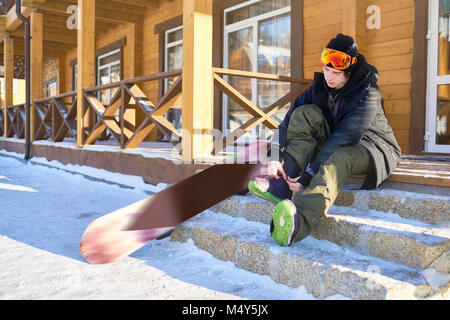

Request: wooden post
left=181, top=0, right=214, bottom=162
left=124, top=23, right=137, bottom=140
left=31, top=10, right=43, bottom=142
left=77, top=0, right=95, bottom=148
left=342, top=0, right=366, bottom=54
left=3, top=35, right=14, bottom=138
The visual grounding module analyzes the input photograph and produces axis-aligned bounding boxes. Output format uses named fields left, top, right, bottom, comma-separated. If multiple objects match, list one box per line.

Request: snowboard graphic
left=80, top=162, right=265, bottom=264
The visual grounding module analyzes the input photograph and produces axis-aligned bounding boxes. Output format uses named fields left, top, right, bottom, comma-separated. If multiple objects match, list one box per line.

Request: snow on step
left=335, top=188, right=450, bottom=225
left=315, top=206, right=450, bottom=271
left=171, top=210, right=450, bottom=300
left=211, top=195, right=450, bottom=271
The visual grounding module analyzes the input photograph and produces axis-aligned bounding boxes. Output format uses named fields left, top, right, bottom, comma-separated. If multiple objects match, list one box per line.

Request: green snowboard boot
left=271, top=200, right=300, bottom=246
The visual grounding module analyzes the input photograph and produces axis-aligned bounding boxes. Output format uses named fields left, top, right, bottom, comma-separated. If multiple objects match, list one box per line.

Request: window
left=426, top=0, right=450, bottom=153
left=97, top=49, right=121, bottom=105
left=223, top=0, right=291, bottom=142
left=164, top=26, right=183, bottom=137
left=0, top=78, right=19, bottom=95
left=71, top=37, right=126, bottom=95
left=45, top=78, right=58, bottom=98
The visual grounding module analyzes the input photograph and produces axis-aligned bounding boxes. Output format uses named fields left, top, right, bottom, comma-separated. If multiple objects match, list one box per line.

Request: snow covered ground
left=0, top=149, right=346, bottom=300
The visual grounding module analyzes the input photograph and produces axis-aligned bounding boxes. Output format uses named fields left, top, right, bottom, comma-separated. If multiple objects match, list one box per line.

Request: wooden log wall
left=303, top=0, right=415, bottom=153
left=365, top=0, right=414, bottom=154
left=57, top=0, right=416, bottom=152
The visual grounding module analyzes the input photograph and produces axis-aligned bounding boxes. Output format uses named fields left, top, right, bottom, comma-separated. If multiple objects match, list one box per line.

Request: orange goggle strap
left=320, top=48, right=357, bottom=70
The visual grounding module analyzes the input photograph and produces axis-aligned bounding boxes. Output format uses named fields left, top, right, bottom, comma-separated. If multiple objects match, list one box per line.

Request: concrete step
left=209, top=194, right=450, bottom=272
left=170, top=210, right=450, bottom=300
left=334, top=187, right=450, bottom=226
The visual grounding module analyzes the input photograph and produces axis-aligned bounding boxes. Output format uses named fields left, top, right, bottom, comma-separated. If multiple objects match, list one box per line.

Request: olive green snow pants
left=284, top=104, right=373, bottom=242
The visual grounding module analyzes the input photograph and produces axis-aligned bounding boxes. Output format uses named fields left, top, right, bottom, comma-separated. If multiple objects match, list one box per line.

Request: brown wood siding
left=56, top=0, right=418, bottom=152
left=303, top=0, right=415, bottom=154
left=142, top=0, right=183, bottom=107
left=303, top=0, right=343, bottom=78
left=410, top=0, right=428, bottom=154
left=63, top=23, right=138, bottom=94
left=365, top=0, right=415, bottom=154
left=141, top=0, right=183, bottom=140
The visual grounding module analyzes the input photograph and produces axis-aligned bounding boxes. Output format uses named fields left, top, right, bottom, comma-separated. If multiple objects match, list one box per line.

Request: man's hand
left=286, top=176, right=303, bottom=193
left=263, top=160, right=287, bottom=180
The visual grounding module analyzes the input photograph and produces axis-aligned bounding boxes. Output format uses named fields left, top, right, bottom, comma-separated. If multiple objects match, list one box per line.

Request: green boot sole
left=271, top=200, right=299, bottom=247
left=248, top=180, right=282, bottom=205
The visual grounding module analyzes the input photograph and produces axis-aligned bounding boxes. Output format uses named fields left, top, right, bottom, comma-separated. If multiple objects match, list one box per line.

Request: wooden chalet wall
left=141, top=0, right=183, bottom=139
left=142, top=0, right=183, bottom=105
left=56, top=0, right=416, bottom=152
left=303, top=0, right=415, bottom=153
left=63, top=23, right=142, bottom=92
left=59, top=0, right=182, bottom=141
left=366, top=0, right=414, bottom=154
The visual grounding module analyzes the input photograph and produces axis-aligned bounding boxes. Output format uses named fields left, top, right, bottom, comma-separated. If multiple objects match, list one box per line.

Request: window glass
left=46, top=79, right=57, bottom=98
left=167, top=45, right=183, bottom=71
left=226, top=0, right=290, bottom=25
left=99, top=68, right=110, bottom=105
left=224, top=0, right=291, bottom=141
left=168, top=28, right=183, bottom=43
left=437, top=84, right=450, bottom=145
left=436, top=1, right=450, bottom=146
left=165, top=27, right=183, bottom=136
left=99, top=51, right=121, bottom=67
left=97, top=50, right=121, bottom=105
left=226, top=27, right=254, bottom=132
left=257, top=12, right=291, bottom=140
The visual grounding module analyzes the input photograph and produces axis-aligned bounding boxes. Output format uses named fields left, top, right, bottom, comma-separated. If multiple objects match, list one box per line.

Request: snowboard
left=80, top=162, right=265, bottom=264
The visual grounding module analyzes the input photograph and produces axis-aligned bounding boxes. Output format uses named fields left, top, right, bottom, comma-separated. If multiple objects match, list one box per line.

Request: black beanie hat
left=326, top=33, right=358, bottom=57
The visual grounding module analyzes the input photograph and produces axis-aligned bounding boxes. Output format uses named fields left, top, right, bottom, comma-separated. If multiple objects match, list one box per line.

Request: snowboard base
left=80, top=162, right=265, bottom=264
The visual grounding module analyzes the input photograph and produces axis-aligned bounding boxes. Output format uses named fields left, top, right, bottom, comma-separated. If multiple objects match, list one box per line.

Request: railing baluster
left=2, top=68, right=310, bottom=162
left=212, top=68, right=312, bottom=155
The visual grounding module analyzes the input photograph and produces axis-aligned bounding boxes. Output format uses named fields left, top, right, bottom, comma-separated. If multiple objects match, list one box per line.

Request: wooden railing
left=34, top=91, right=77, bottom=142
left=81, top=69, right=182, bottom=149
left=1, top=70, right=183, bottom=149
left=2, top=68, right=312, bottom=159
left=1, top=104, right=25, bottom=139
left=212, top=68, right=312, bottom=154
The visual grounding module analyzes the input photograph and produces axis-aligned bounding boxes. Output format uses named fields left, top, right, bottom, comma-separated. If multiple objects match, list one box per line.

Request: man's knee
left=291, top=104, right=322, bottom=120
left=289, top=104, right=326, bottom=135
left=324, top=145, right=371, bottom=175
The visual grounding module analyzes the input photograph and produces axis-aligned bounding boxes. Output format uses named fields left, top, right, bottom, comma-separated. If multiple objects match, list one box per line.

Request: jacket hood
left=338, top=53, right=379, bottom=98
left=318, top=54, right=379, bottom=100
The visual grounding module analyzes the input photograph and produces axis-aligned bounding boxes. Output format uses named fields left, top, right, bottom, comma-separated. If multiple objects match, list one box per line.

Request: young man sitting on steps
left=248, top=33, right=402, bottom=247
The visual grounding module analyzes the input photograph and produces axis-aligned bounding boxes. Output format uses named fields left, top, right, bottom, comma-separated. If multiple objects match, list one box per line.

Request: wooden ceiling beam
left=38, top=0, right=143, bottom=24
left=43, top=27, right=77, bottom=45
left=21, top=0, right=47, bottom=7
left=110, top=0, right=159, bottom=9
left=41, top=13, right=113, bottom=32
left=5, top=4, right=33, bottom=31
left=0, top=17, right=5, bottom=32
left=9, top=23, right=77, bottom=45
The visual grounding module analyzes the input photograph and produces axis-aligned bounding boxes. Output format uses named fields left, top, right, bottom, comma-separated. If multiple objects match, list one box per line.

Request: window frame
left=163, top=25, right=184, bottom=135
left=0, top=78, right=19, bottom=95
left=164, top=25, right=183, bottom=92
left=425, top=0, right=450, bottom=153
left=45, top=77, right=58, bottom=98
left=222, top=0, right=291, bottom=141
left=71, top=37, right=126, bottom=93
left=96, top=48, right=122, bottom=104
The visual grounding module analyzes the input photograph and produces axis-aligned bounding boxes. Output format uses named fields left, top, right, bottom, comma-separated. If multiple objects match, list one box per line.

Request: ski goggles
left=320, top=48, right=357, bottom=70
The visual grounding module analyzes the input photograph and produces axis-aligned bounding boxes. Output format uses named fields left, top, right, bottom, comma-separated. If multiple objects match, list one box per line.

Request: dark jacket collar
left=313, top=54, right=379, bottom=100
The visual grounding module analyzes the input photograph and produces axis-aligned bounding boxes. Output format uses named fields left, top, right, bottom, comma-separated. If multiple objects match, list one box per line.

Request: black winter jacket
left=278, top=54, right=402, bottom=189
